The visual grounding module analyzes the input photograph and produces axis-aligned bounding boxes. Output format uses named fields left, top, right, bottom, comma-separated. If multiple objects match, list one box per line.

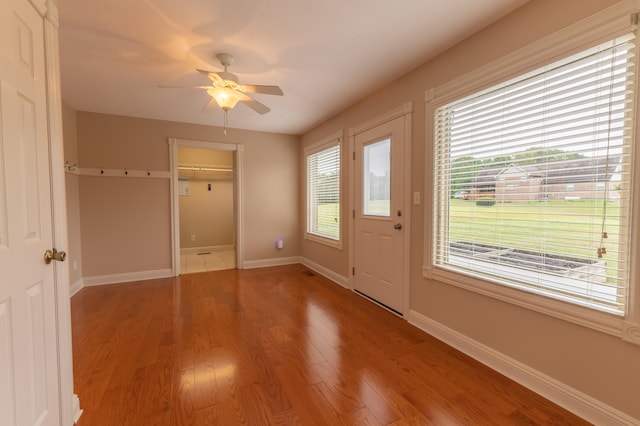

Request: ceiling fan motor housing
left=216, top=53, right=234, bottom=68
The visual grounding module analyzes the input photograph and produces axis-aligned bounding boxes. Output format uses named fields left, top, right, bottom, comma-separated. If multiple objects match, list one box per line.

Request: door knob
left=44, top=248, right=66, bottom=264
left=394, top=223, right=402, bottom=230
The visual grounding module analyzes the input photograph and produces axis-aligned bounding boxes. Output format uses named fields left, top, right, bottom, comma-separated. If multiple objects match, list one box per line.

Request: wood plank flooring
left=71, top=264, right=590, bottom=425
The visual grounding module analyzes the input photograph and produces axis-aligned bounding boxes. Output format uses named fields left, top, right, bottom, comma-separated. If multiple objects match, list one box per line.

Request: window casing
left=430, top=20, right=637, bottom=320
left=305, top=134, right=342, bottom=247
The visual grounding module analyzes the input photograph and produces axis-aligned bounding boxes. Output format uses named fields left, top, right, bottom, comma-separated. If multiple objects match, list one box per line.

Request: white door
left=0, top=0, right=62, bottom=424
left=353, top=115, right=406, bottom=314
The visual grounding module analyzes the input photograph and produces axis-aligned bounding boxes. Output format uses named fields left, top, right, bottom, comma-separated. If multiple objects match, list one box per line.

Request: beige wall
left=179, top=180, right=235, bottom=249
left=62, top=101, right=83, bottom=287
left=178, top=146, right=234, bottom=168
left=75, top=112, right=299, bottom=277
left=301, top=0, right=640, bottom=421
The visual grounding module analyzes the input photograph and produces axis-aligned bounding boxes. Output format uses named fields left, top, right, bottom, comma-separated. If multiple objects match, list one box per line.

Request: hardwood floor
left=72, top=264, right=589, bottom=425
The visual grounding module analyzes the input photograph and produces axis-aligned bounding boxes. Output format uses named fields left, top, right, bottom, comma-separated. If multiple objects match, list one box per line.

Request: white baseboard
left=69, top=279, right=84, bottom=297
left=300, top=257, right=350, bottom=289
left=83, top=269, right=173, bottom=287
left=180, top=245, right=234, bottom=255
left=407, top=310, right=639, bottom=426
left=72, top=393, right=82, bottom=424
left=242, top=256, right=302, bottom=269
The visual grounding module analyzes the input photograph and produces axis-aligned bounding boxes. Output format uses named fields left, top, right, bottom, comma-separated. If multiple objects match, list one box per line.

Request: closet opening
left=169, top=139, right=244, bottom=275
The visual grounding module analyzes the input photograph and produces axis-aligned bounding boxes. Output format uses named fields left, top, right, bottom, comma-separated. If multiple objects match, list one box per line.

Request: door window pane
left=363, top=139, right=390, bottom=216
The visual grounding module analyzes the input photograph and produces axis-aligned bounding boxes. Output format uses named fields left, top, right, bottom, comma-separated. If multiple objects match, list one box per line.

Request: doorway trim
left=348, top=102, right=412, bottom=314
left=169, top=138, right=244, bottom=274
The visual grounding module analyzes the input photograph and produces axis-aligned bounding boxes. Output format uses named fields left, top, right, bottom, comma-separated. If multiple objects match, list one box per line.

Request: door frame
left=41, top=1, right=83, bottom=424
left=348, top=102, right=413, bottom=315
left=169, top=138, right=244, bottom=274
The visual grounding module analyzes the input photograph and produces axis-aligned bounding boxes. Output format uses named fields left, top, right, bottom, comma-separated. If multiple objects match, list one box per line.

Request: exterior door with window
left=353, top=115, right=406, bottom=313
left=0, top=0, right=62, bottom=424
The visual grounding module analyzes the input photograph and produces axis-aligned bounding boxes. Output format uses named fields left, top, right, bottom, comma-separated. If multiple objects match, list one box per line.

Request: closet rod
left=178, top=165, right=233, bottom=172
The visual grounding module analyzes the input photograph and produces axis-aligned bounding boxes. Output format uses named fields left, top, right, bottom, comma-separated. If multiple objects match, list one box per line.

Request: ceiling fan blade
left=158, top=84, right=213, bottom=89
left=239, top=84, right=283, bottom=96
left=196, top=69, right=224, bottom=83
left=238, top=92, right=271, bottom=114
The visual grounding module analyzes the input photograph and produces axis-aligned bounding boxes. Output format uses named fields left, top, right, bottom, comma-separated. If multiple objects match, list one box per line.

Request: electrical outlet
left=190, top=234, right=196, bottom=241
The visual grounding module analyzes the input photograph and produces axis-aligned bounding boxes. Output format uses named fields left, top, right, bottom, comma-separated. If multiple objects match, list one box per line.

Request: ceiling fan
left=160, top=53, right=283, bottom=116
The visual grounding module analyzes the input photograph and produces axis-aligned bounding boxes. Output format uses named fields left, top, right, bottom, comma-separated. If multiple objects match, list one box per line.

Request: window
left=363, top=138, right=391, bottom=217
left=306, top=133, right=341, bottom=245
left=432, top=32, right=636, bottom=316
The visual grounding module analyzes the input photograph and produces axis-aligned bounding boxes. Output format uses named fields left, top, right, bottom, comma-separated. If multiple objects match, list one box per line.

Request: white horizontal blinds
left=307, top=142, right=341, bottom=240
left=434, top=34, right=636, bottom=315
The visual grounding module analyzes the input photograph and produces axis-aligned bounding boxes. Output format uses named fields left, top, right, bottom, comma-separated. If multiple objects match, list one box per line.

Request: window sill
left=305, top=233, right=343, bottom=250
left=422, top=264, right=638, bottom=345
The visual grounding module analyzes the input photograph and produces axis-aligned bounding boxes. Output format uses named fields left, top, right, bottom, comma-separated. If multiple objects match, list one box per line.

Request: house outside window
left=305, top=132, right=342, bottom=247
left=430, top=24, right=636, bottom=318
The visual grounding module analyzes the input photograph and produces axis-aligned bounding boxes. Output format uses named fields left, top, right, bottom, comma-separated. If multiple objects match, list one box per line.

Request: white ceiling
left=58, top=0, right=529, bottom=135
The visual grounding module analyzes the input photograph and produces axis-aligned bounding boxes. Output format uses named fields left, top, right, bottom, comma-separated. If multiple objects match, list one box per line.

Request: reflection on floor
left=180, top=248, right=235, bottom=274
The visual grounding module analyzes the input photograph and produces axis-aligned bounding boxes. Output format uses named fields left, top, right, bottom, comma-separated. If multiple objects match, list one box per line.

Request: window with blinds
left=433, top=34, right=636, bottom=315
left=306, top=140, right=341, bottom=242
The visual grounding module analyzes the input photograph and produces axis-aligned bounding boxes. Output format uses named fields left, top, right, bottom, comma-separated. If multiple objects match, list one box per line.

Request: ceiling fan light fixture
left=207, top=87, right=241, bottom=111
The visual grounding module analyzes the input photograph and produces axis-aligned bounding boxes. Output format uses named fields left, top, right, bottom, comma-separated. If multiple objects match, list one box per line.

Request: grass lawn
left=448, top=199, right=622, bottom=271
left=316, top=203, right=340, bottom=237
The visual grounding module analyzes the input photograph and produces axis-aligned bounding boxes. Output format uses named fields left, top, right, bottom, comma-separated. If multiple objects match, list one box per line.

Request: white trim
left=348, top=102, right=413, bottom=137
left=28, top=0, right=47, bottom=16
left=401, top=105, right=413, bottom=314
left=72, top=394, right=83, bottom=424
left=242, top=256, right=302, bottom=269
left=69, top=279, right=84, bottom=297
left=430, top=267, right=625, bottom=339
left=304, top=130, right=343, bottom=154
left=83, top=269, right=173, bottom=287
left=348, top=134, right=355, bottom=291
left=168, top=138, right=244, bottom=274
left=407, top=310, right=640, bottom=426
left=235, top=145, right=245, bottom=269
left=303, top=232, right=343, bottom=250
left=627, top=9, right=640, bottom=339
left=70, top=167, right=171, bottom=179
left=300, top=257, right=350, bottom=289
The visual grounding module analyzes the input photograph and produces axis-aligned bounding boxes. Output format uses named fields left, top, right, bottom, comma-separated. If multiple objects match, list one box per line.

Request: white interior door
left=0, top=0, right=62, bottom=424
left=353, top=115, right=406, bottom=314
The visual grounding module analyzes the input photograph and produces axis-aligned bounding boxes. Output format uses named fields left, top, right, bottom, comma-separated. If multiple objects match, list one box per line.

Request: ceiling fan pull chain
left=224, top=110, right=229, bottom=136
